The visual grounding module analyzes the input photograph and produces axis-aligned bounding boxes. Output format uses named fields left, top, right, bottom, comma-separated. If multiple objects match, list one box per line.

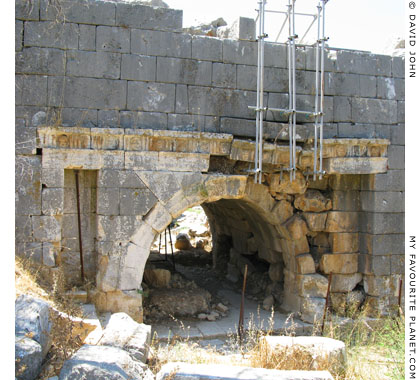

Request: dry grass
left=15, top=256, right=85, bottom=379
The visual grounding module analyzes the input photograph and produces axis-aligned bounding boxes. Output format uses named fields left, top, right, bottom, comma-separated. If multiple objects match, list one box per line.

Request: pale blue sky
left=165, top=0, right=405, bottom=53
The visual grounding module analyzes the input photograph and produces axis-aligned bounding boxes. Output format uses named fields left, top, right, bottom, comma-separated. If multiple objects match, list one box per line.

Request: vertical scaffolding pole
left=287, top=0, right=293, bottom=180
left=255, top=1, right=262, bottom=183
left=313, top=4, right=321, bottom=181
left=319, top=0, right=326, bottom=179
left=259, top=0, right=266, bottom=184
left=291, top=0, right=297, bottom=180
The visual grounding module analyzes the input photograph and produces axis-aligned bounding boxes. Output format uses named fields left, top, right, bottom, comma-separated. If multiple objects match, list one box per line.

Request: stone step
left=156, top=362, right=334, bottom=380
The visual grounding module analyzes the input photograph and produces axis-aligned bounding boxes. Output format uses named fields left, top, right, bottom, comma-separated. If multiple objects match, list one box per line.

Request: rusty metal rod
left=167, top=224, right=175, bottom=270
left=74, top=170, right=85, bottom=283
left=321, top=271, right=332, bottom=335
left=398, top=277, right=403, bottom=313
left=238, top=264, right=248, bottom=344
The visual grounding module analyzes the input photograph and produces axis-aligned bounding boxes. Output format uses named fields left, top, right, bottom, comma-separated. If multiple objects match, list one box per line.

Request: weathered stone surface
left=16, top=155, right=42, bottom=215
left=120, top=188, right=158, bottom=216
left=294, top=190, right=332, bottom=212
left=328, top=233, right=359, bottom=253
left=303, top=213, right=327, bottom=232
left=294, top=237, right=310, bottom=255
left=175, top=233, right=193, bottom=250
left=300, top=297, right=326, bottom=323
left=324, top=157, right=387, bottom=174
left=58, top=344, right=149, bottom=380
left=296, top=254, right=316, bottom=274
left=271, top=200, right=294, bottom=225
left=330, top=291, right=365, bottom=316
left=269, top=171, right=308, bottom=194
left=99, top=312, right=151, bottom=363
left=24, top=21, right=78, bottom=49
left=285, top=215, right=309, bottom=240
left=328, top=175, right=360, bottom=191
left=330, top=273, right=362, bottom=292
left=15, top=295, right=52, bottom=359
left=320, top=254, right=358, bottom=274
left=363, top=275, right=402, bottom=297
left=297, top=274, right=329, bottom=298
left=32, top=216, right=61, bottom=242
left=15, top=335, right=43, bottom=380
left=156, top=362, right=334, bottom=380
left=331, top=191, right=360, bottom=211
left=263, top=336, right=346, bottom=375
left=325, top=212, right=358, bottom=233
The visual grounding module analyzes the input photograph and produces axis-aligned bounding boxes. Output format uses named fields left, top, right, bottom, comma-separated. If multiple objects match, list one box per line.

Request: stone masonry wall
left=15, top=0, right=405, bottom=320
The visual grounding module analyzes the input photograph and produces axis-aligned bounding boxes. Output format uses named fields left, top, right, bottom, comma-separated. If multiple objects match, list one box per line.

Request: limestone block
left=271, top=200, right=294, bottom=225
left=360, top=191, right=404, bottom=213
left=268, top=263, right=284, bottom=282
left=96, top=255, right=121, bottom=292
left=24, top=21, right=78, bottom=49
left=324, top=157, right=388, bottom=175
left=79, top=24, right=96, bottom=51
left=16, top=242, right=42, bottom=263
left=351, top=98, right=397, bottom=125
left=40, top=188, right=64, bottom=216
left=359, top=233, right=404, bottom=256
left=58, top=344, right=149, bottom=380
left=269, top=171, right=307, bottom=194
left=16, top=47, right=66, bottom=76
left=302, top=213, right=327, bottom=232
left=325, top=212, right=358, bottom=233
left=32, top=216, right=61, bottom=242
left=297, top=274, right=329, bottom=298
left=16, top=155, right=42, bottom=215
left=320, top=254, right=358, bottom=274
left=97, top=215, right=141, bottom=242
left=99, top=312, right=151, bottom=363
left=144, top=202, right=172, bottom=233
left=363, top=275, right=402, bottom=297
left=115, top=2, right=182, bottom=30
left=300, top=297, right=326, bottom=323
left=313, top=233, right=330, bottom=248
left=361, top=170, right=404, bottom=192
left=330, top=291, right=364, bottom=316
left=192, top=35, right=223, bottom=61
left=97, top=188, right=119, bottom=215
left=144, top=268, right=171, bottom=289
left=330, top=273, right=362, bottom=292
left=42, top=242, right=58, bottom=267
left=131, top=29, right=192, bottom=59
left=121, top=54, right=156, bottom=81
left=16, top=0, right=40, bottom=20
left=157, top=362, right=334, bottom=380
left=120, top=188, right=158, bottom=216
left=222, top=39, right=257, bottom=65
left=15, top=335, right=43, bottom=380
left=331, top=191, right=360, bottom=211
left=212, top=62, right=236, bottom=88
left=67, top=50, right=121, bottom=79
left=294, top=237, right=310, bottom=255
left=119, top=245, right=149, bottom=291
left=296, top=254, right=316, bottom=274
left=328, top=175, right=360, bottom=191
left=42, top=168, right=64, bottom=188
left=15, top=295, right=52, bottom=358
left=294, top=190, right=332, bottom=212
left=244, top=180, right=276, bottom=214
left=329, top=233, right=359, bottom=253
left=307, top=175, right=329, bottom=190
left=284, top=215, right=308, bottom=240
left=157, top=57, right=212, bottom=86
left=165, top=191, right=191, bottom=219
left=130, top=222, right=156, bottom=250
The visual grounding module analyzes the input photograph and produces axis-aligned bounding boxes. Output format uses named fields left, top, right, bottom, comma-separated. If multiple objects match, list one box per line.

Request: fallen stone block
left=58, top=344, right=153, bottom=380
left=15, top=335, right=43, bottom=380
left=156, top=362, right=334, bottom=380
left=99, top=312, right=151, bottom=363
left=15, top=295, right=52, bottom=358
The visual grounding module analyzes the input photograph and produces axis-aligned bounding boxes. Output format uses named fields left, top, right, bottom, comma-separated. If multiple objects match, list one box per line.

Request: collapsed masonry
left=15, top=0, right=405, bottom=323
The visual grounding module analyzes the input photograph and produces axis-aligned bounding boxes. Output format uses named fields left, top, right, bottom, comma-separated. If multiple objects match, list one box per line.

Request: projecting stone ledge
left=156, top=362, right=334, bottom=380
left=323, top=157, right=388, bottom=174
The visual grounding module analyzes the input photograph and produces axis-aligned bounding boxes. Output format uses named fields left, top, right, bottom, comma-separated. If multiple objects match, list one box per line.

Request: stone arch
left=96, top=171, right=319, bottom=321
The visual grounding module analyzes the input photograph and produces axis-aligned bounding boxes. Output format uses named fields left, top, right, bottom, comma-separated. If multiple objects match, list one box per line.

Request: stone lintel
left=323, top=157, right=388, bottom=175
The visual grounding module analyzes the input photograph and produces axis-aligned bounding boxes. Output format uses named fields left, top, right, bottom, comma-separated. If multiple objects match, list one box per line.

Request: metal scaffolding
left=250, top=0, right=329, bottom=184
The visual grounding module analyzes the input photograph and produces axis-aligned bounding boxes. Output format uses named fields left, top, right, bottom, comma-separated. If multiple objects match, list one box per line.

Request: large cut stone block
left=294, top=190, right=332, bottom=212
left=192, top=35, right=223, bottom=61
left=119, top=188, right=158, bottom=216
left=268, top=171, right=307, bottom=194
left=331, top=191, right=360, bottom=211
left=328, top=233, right=359, bottom=253
left=297, top=274, right=329, bottom=298
left=222, top=39, right=257, bottom=65
left=330, top=273, right=362, bottom=292
left=41, top=188, right=64, bottom=215
left=116, top=2, right=182, bottom=30
left=16, top=47, right=66, bottom=75
left=131, top=29, right=192, bottom=59
left=97, top=188, right=120, bottom=215
left=302, top=213, right=327, bottom=232
left=66, top=50, right=121, bottom=79
left=351, top=98, right=397, bottom=124
left=157, top=362, right=334, bottom=380
left=157, top=57, right=212, bottom=86
left=320, top=253, right=358, bottom=274
left=16, top=0, right=40, bottom=20
left=96, top=26, right=130, bottom=53
left=359, top=212, right=404, bottom=234
left=323, top=158, right=388, bottom=175
left=21, top=75, right=48, bottom=106
left=15, top=334, right=43, bottom=380
left=32, top=216, right=61, bottom=242
left=360, top=191, right=404, bottom=213
left=325, top=212, right=358, bottom=232
left=97, top=215, right=141, bottom=242
left=16, top=156, right=42, bottom=215
left=143, top=202, right=172, bottom=233
left=40, top=0, right=116, bottom=25
left=24, top=21, right=78, bottom=49
left=328, top=175, right=360, bottom=190
left=212, top=62, right=236, bottom=88
left=363, top=275, right=402, bottom=297
left=127, top=81, right=175, bottom=112
left=271, top=200, right=294, bottom=225
left=79, top=24, right=96, bottom=50
left=300, top=297, right=326, bottom=323
left=296, top=254, right=316, bottom=274
left=359, top=233, right=404, bottom=256
left=284, top=215, right=309, bottom=240
left=294, top=237, right=310, bottom=255
left=121, top=54, right=156, bottom=81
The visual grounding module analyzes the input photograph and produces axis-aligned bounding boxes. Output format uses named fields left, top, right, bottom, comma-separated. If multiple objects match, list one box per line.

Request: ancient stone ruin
left=16, top=0, right=404, bottom=324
